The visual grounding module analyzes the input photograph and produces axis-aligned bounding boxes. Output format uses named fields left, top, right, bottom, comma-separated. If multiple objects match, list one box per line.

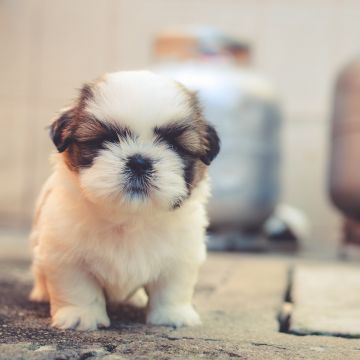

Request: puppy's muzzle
left=124, top=154, right=155, bottom=197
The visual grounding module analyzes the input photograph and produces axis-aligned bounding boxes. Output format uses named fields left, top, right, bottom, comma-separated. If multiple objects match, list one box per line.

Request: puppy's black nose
left=126, top=154, right=153, bottom=175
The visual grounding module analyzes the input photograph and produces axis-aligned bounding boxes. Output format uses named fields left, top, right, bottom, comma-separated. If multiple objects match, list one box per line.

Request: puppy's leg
left=146, top=263, right=201, bottom=328
left=30, top=265, right=49, bottom=302
left=126, top=287, right=148, bottom=308
left=47, top=266, right=110, bottom=331
left=105, top=285, right=148, bottom=308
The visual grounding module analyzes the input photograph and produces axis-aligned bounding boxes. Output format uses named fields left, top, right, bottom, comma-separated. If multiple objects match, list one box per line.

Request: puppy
left=29, top=71, right=220, bottom=330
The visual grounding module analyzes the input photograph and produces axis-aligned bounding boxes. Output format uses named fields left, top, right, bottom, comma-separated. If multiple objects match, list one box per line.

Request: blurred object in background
left=1, top=1, right=348, bottom=256
left=264, top=204, right=310, bottom=253
left=341, top=218, right=360, bottom=260
left=153, top=28, right=308, bottom=252
left=329, top=57, right=360, bottom=259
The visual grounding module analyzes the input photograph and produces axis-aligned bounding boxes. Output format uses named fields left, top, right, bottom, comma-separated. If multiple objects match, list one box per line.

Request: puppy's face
left=50, top=71, right=219, bottom=211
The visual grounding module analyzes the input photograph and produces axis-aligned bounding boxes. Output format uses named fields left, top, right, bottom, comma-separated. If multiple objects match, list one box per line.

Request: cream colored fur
left=30, top=71, right=211, bottom=331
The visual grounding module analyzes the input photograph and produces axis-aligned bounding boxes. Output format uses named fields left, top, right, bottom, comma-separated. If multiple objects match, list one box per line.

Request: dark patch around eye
left=154, top=124, right=199, bottom=192
left=68, top=141, right=100, bottom=168
left=154, top=123, right=193, bottom=141
left=77, top=119, right=133, bottom=145
left=68, top=120, right=134, bottom=169
left=183, top=156, right=197, bottom=192
left=154, top=123, right=196, bottom=157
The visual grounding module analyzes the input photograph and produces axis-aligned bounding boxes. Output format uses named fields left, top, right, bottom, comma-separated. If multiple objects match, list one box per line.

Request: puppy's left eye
left=154, top=124, right=200, bottom=156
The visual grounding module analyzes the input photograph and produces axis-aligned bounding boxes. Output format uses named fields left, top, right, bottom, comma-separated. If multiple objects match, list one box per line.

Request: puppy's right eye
left=75, top=131, right=117, bottom=149
left=75, top=119, right=133, bottom=146
left=77, top=138, right=106, bottom=148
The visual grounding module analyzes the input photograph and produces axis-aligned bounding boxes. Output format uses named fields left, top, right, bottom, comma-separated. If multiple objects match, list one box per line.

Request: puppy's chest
left=83, top=224, right=171, bottom=289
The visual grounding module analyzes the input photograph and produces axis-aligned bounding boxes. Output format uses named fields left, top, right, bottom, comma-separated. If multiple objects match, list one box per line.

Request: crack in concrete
left=161, top=334, right=222, bottom=342
left=251, top=342, right=288, bottom=350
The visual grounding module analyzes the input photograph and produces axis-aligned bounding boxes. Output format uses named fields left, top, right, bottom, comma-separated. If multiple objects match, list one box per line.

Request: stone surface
left=1, top=251, right=360, bottom=359
left=285, top=263, right=360, bottom=337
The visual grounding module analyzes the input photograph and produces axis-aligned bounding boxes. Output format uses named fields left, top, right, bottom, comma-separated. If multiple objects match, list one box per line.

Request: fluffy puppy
left=29, top=70, right=220, bottom=330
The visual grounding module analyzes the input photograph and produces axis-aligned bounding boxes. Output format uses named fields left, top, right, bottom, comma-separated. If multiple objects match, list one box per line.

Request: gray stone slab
left=286, top=263, right=360, bottom=337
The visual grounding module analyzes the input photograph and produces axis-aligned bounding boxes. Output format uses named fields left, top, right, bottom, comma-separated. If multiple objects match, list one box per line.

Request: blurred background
left=2, top=0, right=360, bottom=257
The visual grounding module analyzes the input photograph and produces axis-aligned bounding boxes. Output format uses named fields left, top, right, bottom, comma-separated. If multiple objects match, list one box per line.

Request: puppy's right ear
left=49, top=112, right=73, bottom=153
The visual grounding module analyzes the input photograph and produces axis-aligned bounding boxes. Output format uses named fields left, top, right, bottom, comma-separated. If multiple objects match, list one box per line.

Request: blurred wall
left=1, top=0, right=359, bottom=253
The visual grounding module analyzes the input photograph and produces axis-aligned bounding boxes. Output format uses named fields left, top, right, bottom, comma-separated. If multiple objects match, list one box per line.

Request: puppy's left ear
left=200, top=123, right=220, bottom=165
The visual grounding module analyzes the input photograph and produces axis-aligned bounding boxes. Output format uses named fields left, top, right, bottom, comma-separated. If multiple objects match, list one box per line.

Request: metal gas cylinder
left=329, top=58, right=360, bottom=221
left=153, top=29, right=282, bottom=231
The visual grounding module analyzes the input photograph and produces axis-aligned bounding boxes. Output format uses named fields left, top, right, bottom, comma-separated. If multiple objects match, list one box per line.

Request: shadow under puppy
left=29, top=71, right=220, bottom=330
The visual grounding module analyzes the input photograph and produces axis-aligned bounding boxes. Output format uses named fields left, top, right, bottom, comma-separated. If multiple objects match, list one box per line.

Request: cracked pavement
left=1, top=240, right=360, bottom=359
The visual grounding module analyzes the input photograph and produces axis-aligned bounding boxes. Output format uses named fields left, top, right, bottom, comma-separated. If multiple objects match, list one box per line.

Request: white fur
left=87, top=71, right=192, bottom=136
left=80, top=139, right=188, bottom=211
left=30, top=71, right=210, bottom=331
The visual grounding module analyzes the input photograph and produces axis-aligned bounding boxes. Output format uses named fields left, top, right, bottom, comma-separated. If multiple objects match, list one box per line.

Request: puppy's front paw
left=147, top=304, right=201, bottom=328
left=52, top=303, right=110, bottom=331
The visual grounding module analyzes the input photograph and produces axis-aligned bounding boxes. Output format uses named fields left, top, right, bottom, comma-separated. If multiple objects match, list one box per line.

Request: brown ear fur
left=186, top=90, right=220, bottom=166
left=49, top=112, right=73, bottom=153
left=200, top=123, right=220, bottom=165
left=49, top=84, right=94, bottom=153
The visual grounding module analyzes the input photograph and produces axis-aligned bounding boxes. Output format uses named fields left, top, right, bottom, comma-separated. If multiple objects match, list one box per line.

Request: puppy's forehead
left=85, top=71, right=192, bottom=133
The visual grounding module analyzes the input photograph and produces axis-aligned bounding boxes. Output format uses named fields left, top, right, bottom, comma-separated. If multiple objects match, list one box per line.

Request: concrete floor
left=1, top=233, right=359, bottom=359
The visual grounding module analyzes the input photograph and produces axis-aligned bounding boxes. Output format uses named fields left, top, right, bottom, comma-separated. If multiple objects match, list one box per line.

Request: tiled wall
left=2, top=0, right=358, bottom=252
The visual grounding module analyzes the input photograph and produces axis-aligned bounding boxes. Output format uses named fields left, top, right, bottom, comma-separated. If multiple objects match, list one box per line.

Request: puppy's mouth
left=124, top=178, right=153, bottom=197
left=123, top=154, right=157, bottom=198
